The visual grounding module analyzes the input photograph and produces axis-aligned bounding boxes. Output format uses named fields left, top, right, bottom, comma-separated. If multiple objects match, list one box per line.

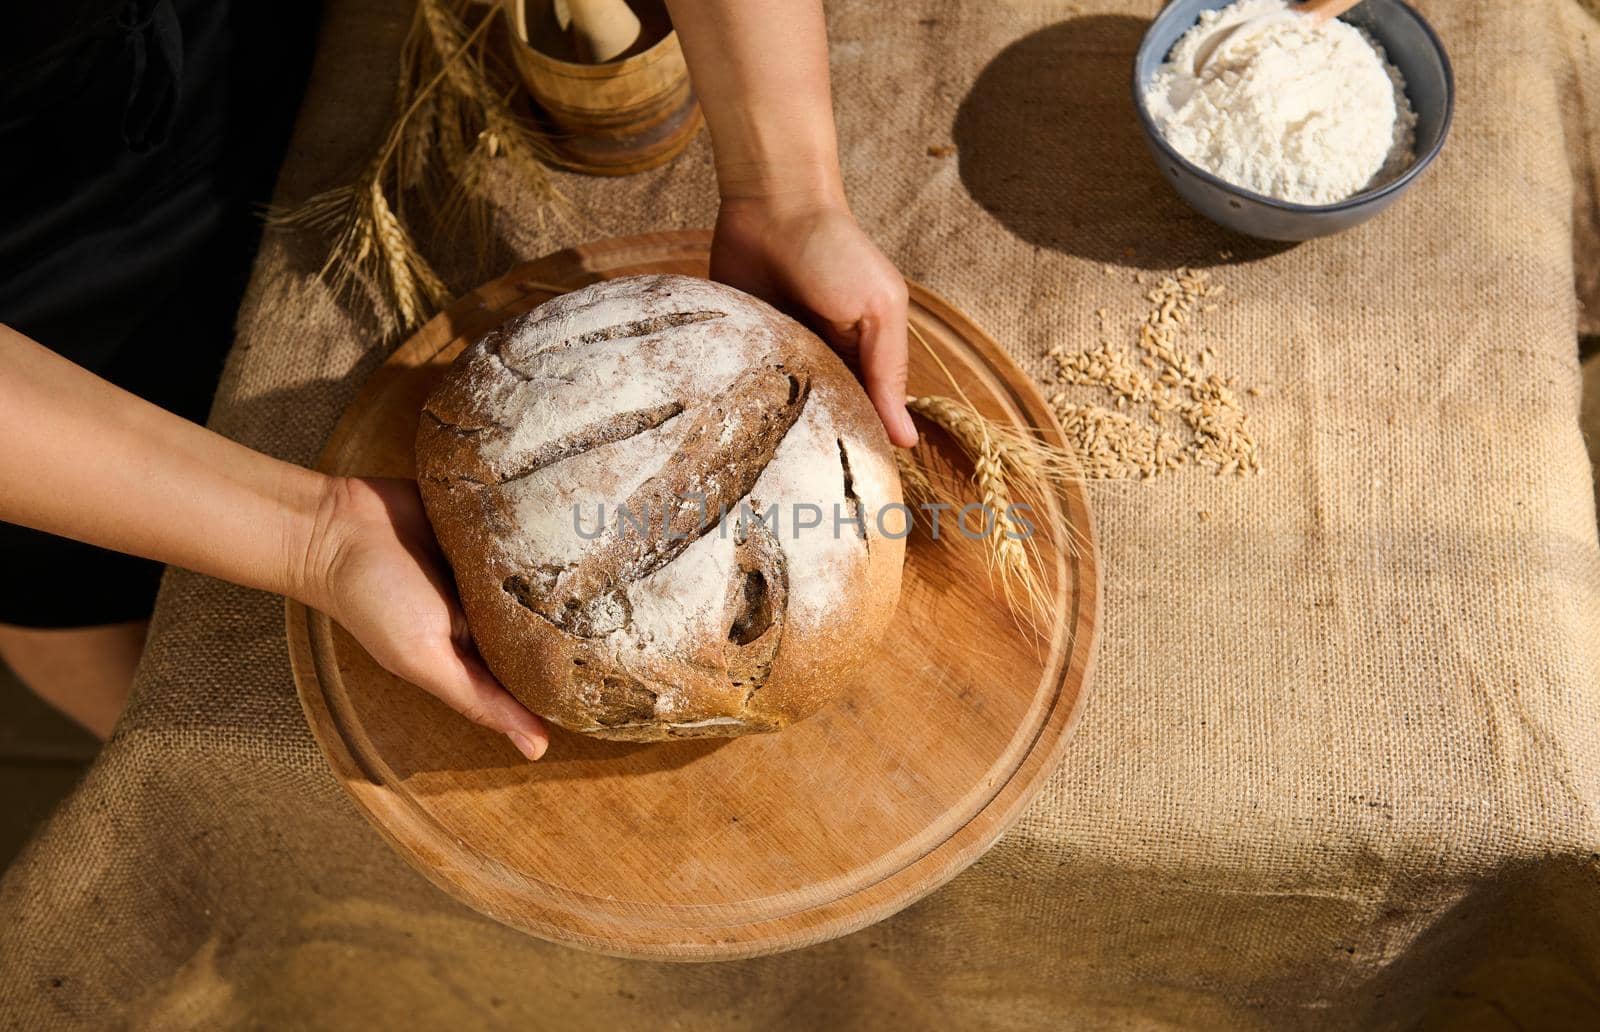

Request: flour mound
left=1144, top=0, right=1417, bottom=205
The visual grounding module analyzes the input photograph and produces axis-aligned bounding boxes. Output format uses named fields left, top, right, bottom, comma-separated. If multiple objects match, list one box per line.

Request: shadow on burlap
left=951, top=14, right=1295, bottom=269
left=4, top=1, right=1600, bottom=1029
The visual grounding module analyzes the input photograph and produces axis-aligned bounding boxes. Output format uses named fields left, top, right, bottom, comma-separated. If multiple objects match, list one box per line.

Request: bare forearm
left=667, top=0, right=916, bottom=447
left=665, top=0, right=844, bottom=205
left=0, top=324, right=327, bottom=604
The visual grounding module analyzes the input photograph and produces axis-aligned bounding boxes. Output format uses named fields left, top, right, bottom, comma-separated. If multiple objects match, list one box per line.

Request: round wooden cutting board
left=287, top=230, right=1099, bottom=960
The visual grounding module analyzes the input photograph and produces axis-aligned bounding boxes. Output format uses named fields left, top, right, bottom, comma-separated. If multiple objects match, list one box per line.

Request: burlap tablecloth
left=5, top=1, right=1600, bottom=1027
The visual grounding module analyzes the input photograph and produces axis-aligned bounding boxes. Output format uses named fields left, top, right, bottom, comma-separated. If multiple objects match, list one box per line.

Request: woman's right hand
left=295, top=476, right=550, bottom=761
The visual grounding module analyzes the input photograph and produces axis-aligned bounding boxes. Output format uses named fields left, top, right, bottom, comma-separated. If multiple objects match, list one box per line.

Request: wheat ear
left=906, top=395, right=1063, bottom=634
left=904, top=322, right=1090, bottom=631
left=268, top=0, right=567, bottom=333
left=417, top=0, right=567, bottom=233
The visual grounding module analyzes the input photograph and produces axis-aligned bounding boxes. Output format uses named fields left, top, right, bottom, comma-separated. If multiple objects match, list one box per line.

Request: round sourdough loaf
left=416, top=274, right=905, bottom=742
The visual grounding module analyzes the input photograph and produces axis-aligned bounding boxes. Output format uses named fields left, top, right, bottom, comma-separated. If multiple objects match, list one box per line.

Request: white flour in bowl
left=1143, top=0, right=1417, bottom=205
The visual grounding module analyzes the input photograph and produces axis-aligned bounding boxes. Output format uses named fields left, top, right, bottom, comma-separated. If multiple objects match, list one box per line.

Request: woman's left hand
left=710, top=196, right=918, bottom=448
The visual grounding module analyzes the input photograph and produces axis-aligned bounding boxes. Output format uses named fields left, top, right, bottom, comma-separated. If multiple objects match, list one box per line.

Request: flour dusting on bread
left=416, top=274, right=905, bottom=742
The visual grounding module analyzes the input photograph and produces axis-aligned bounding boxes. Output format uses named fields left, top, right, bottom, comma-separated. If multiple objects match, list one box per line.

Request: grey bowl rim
left=1128, top=0, right=1456, bottom=215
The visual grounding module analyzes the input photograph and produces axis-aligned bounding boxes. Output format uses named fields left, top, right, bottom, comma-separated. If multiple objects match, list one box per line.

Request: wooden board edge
left=283, top=233, right=1102, bottom=960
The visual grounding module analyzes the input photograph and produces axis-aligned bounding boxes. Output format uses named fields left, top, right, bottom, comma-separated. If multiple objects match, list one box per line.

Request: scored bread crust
left=416, top=274, right=904, bottom=742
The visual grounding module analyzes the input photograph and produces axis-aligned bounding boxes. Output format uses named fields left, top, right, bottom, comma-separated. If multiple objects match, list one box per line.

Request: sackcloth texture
left=4, top=1, right=1600, bottom=1028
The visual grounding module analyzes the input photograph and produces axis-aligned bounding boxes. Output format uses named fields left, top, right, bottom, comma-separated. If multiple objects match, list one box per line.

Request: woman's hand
left=296, top=476, right=549, bottom=761
left=662, top=0, right=915, bottom=447
left=0, top=325, right=547, bottom=756
left=712, top=196, right=918, bottom=447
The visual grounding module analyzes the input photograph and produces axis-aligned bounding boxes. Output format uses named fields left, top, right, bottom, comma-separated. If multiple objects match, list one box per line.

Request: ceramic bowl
left=1131, top=0, right=1454, bottom=241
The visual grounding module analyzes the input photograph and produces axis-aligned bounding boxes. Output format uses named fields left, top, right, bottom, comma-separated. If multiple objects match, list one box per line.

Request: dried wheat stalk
left=414, top=0, right=565, bottom=238
left=905, top=323, right=1090, bottom=634
left=905, top=393, right=1084, bottom=635
left=269, top=0, right=564, bottom=334
left=893, top=448, right=940, bottom=511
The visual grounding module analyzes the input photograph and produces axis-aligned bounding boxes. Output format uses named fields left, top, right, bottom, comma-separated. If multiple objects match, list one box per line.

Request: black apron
left=0, top=0, right=321, bottom=627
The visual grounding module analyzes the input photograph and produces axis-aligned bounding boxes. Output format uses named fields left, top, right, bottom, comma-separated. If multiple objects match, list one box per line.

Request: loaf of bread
left=416, top=274, right=905, bottom=741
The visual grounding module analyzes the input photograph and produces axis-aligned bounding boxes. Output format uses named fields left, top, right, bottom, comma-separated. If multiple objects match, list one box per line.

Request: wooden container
left=502, top=0, right=702, bottom=175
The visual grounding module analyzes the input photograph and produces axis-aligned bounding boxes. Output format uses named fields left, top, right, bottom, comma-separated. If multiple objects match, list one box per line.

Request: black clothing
left=0, top=0, right=320, bottom=627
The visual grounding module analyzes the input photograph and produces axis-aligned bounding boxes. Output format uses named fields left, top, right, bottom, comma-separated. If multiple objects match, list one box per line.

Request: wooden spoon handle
left=565, top=0, right=641, bottom=63
left=1298, top=0, right=1365, bottom=26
